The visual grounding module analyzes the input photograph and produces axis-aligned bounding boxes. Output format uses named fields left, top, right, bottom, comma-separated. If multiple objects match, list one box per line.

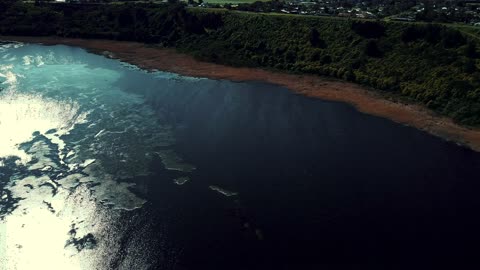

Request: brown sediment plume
left=2, top=36, right=480, bottom=152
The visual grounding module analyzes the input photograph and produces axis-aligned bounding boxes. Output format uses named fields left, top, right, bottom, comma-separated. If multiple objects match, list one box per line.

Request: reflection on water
left=0, top=43, right=189, bottom=269
left=1, top=42, right=480, bottom=269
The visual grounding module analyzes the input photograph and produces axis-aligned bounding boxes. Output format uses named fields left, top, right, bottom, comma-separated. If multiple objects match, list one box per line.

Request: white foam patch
left=153, top=71, right=206, bottom=82
left=35, top=55, right=45, bottom=67
left=174, top=176, right=189, bottom=185
left=0, top=42, right=23, bottom=53
left=209, top=185, right=239, bottom=197
left=0, top=64, right=17, bottom=85
left=81, top=159, right=96, bottom=168
left=66, top=150, right=75, bottom=158
left=94, top=127, right=129, bottom=139
left=22, top=55, right=32, bottom=65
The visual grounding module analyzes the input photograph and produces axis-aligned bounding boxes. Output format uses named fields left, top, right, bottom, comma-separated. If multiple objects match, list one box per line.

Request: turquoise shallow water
left=1, top=42, right=480, bottom=269
left=0, top=43, right=194, bottom=269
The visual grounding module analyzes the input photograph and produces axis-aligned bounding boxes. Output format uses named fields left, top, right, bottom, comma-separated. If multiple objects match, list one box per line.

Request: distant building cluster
left=204, top=0, right=480, bottom=25
left=31, top=0, right=480, bottom=25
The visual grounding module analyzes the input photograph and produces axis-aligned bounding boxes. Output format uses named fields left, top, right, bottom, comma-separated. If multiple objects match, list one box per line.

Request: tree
left=309, top=28, right=326, bottom=48
left=34, top=0, right=46, bottom=7
left=401, top=26, right=422, bottom=43
left=285, top=50, right=297, bottom=63
left=463, top=59, right=477, bottom=73
left=309, top=28, right=319, bottom=47
left=364, top=40, right=382, bottom=57
left=351, top=21, right=385, bottom=38
left=464, top=42, right=478, bottom=58
left=321, top=55, right=332, bottom=64
left=442, top=29, right=466, bottom=48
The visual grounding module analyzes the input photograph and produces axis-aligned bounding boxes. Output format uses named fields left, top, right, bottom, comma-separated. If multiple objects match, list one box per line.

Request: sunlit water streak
left=0, top=43, right=190, bottom=269
left=0, top=91, right=87, bottom=164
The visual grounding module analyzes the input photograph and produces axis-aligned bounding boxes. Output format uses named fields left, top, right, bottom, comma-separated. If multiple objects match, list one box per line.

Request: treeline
left=0, top=2, right=202, bottom=43
left=179, top=12, right=480, bottom=126
left=0, top=2, right=479, bottom=125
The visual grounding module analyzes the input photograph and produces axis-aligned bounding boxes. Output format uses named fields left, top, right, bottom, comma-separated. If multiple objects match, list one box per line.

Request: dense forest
left=1, top=2, right=479, bottom=126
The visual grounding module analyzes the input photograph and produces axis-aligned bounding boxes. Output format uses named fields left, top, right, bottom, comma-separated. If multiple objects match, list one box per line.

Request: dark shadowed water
left=1, top=43, right=480, bottom=269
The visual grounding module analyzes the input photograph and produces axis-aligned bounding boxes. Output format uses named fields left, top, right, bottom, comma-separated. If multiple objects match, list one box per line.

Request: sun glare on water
left=0, top=185, right=96, bottom=270
left=0, top=92, right=88, bottom=165
left=0, top=47, right=96, bottom=270
left=0, top=42, right=184, bottom=269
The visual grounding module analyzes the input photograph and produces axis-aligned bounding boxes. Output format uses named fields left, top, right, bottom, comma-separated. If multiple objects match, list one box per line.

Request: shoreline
left=2, top=36, right=480, bottom=152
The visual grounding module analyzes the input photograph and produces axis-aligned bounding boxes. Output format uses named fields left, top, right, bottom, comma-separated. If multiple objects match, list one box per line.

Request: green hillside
left=1, top=2, right=479, bottom=125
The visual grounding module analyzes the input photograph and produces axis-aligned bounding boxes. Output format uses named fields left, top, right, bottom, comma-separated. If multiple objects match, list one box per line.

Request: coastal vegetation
left=1, top=1, right=479, bottom=126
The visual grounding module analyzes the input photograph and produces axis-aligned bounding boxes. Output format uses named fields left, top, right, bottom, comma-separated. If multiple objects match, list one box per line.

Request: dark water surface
left=1, top=43, right=480, bottom=269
